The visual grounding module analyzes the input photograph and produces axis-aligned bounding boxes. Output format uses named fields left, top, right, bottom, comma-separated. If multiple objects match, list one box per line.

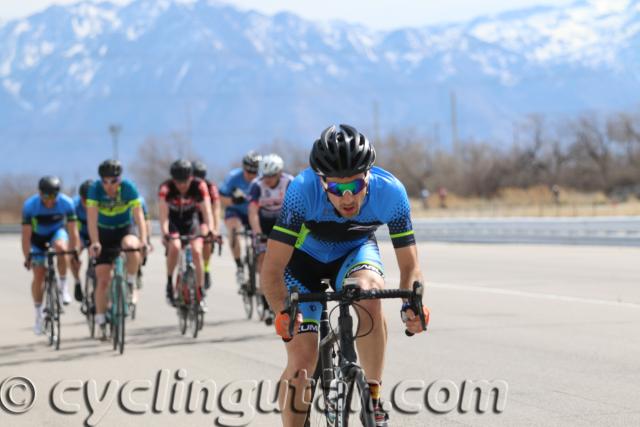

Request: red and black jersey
left=205, top=179, right=220, bottom=202
left=158, top=178, right=210, bottom=226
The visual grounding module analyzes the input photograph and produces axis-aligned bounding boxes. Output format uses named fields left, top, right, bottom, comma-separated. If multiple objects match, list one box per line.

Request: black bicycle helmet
left=192, top=160, right=207, bottom=179
left=79, top=179, right=93, bottom=199
left=242, top=150, right=261, bottom=174
left=309, top=124, right=376, bottom=178
left=38, top=175, right=61, bottom=196
left=170, top=159, right=193, bottom=181
left=98, top=159, right=122, bottom=178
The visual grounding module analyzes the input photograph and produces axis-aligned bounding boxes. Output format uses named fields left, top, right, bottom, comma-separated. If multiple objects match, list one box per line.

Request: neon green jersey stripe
left=273, top=226, right=299, bottom=238
left=390, top=230, right=414, bottom=239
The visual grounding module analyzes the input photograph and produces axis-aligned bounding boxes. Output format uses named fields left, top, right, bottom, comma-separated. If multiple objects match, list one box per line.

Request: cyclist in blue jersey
left=262, top=125, right=430, bottom=427
left=87, top=160, right=147, bottom=340
left=21, top=176, right=80, bottom=334
left=219, top=151, right=261, bottom=286
left=70, top=179, right=94, bottom=302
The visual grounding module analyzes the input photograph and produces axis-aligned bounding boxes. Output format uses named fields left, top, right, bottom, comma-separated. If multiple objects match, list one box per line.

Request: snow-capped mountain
left=1, top=0, right=639, bottom=177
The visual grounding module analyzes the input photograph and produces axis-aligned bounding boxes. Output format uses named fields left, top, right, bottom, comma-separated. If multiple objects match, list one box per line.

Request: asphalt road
left=0, top=234, right=639, bottom=426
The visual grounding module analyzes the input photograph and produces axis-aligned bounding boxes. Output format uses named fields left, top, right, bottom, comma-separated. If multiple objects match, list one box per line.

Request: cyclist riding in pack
left=247, top=154, right=293, bottom=323
left=22, top=176, right=80, bottom=334
left=87, top=160, right=147, bottom=341
left=219, top=151, right=261, bottom=286
left=261, top=125, right=430, bottom=427
left=159, top=160, right=215, bottom=308
left=70, top=179, right=94, bottom=302
left=192, top=160, right=222, bottom=290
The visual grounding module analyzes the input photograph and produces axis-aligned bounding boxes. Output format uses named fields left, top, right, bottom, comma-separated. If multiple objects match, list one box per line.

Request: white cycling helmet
left=260, top=154, right=284, bottom=177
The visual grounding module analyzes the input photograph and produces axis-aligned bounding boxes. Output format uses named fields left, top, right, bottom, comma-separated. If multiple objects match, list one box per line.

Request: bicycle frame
left=287, top=280, right=427, bottom=427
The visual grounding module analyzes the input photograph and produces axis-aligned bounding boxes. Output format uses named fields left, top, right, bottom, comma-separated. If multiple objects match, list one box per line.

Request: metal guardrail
left=3, top=217, right=640, bottom=246
left=375, top=217, right=640, bottom=246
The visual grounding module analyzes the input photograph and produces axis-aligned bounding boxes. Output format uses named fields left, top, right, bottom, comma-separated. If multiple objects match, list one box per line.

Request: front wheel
left=84, top=269, right=96, bottom=338
left=343, top=368, right=376, bottom=427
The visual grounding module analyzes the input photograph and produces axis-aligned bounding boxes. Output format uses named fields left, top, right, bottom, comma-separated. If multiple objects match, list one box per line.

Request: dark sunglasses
left=325, top=178, right=367, bottom=197
left=102, top=177, right=120, bottom=185
left=41, top=193, right=58, bottom=200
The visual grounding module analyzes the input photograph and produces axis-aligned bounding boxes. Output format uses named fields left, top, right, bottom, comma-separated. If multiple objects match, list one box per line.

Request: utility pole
left=109, top=124, right=122, bottom=160
left=450, top=90, right=458, bottom=152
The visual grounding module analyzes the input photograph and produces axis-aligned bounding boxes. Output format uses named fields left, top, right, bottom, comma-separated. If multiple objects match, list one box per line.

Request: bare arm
left=87, top=205, right=99, bottom=246
left=261, top=239, right=294, bottom=314
left=200, top=197, right=214, bottom=234
left=212, top=198, right=221, bottom=234
left=66, top=220, right=80, bottom=252
left=132, top=205, right=147, bottom=244
left=248, top=202, right=262, bottom=235
left=21, top=225, right=32, bottom=261
left=394, top=244, right=423, bottom=290
left=158, top=198, right=170, bottom=237
left=394, top=244, right=428, bottom=333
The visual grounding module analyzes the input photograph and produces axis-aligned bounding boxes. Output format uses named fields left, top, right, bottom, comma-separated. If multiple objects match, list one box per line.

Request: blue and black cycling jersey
left=271, top=166, right=415, bottom=263
left=86, top=179, right=141, bottom=229
left=219, top=168, right=252, bottom=217
left=22, top=193, right=76, bottom=237
left=73, top=195, right=90, bottom=243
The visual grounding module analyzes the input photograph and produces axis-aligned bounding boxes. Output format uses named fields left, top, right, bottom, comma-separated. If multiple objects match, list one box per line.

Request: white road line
left=427, top=282, right=640, bottom=308
left=385, top=276, right=640, bottom=308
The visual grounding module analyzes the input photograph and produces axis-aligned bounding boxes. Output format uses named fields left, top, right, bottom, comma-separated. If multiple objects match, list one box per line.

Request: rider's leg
left=53, top=236, right=71, bottom=304
left=165, top=237, right=180, bottom=303
left=191, top=238, right=204, bottom=296
left=94, top=263, right=112, bottom=330
left=200, top=223, right=212, bottom=289
left=280, top=333, right=318, bottom=427
left=122, top=234, right=141, bottom=303
left=226, top=216, right=242, bottom=266
left=226, top=216, right=244, bottom=284
left=31, top=265, right=46, bottom=333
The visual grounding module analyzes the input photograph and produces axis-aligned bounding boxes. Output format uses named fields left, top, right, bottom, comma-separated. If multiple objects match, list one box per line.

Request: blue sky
left=1, top=0, right=575, bottom=29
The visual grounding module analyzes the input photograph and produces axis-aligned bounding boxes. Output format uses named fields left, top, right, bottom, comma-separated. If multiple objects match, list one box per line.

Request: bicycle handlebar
left=284, top=281, right=427, bottom=338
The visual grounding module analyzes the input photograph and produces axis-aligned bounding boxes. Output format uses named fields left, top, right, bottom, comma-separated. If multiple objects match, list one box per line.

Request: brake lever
left=405, top=281, right=427, bottom=337
left=287, top=286, right=300, bottom=339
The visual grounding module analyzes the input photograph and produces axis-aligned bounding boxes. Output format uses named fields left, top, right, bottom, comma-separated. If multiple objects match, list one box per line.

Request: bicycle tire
left=188, top=271, right=199, bottom=339
left=117, top=280, right=126, bottom=355
left=242, top=288, right=254, bottom=319
left=112, top=280, right=119, bottom=351
left=256, top=292, right=266, bottom=320
left=52, top=283, right=61, bottom=351
left=343, top=367, right=375, bottom=427
left=84, top=267, right=96, bottom=338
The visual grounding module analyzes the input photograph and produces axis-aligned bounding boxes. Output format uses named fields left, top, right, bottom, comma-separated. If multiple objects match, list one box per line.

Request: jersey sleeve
left=21, top=198, right=33, bottom=226
left=248, top=181, right=261, bottom=204
left=158, top=183, right=169, bottom=200
left=197, top=180, right=210, bottom=201
left=218, top=172, right=234, bottom=197
left=384, top=179, right=416, bottom=248
left=271, top=176, right=308, bottom=246
left=62, top=195, right=77, bottom=222
left=122, top=181, right=141, bottom=208
left=86, top=182, right=99, bottom=208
